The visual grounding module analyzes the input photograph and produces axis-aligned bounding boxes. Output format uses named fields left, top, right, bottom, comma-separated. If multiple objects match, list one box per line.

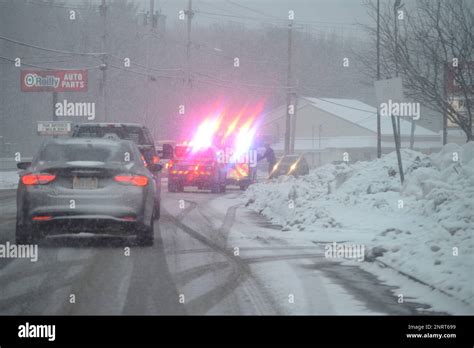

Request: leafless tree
left=358, top=0, right=473, bottom=142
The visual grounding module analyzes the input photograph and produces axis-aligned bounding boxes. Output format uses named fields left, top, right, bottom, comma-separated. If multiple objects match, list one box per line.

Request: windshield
left=280, top=156, right=299, bottom=164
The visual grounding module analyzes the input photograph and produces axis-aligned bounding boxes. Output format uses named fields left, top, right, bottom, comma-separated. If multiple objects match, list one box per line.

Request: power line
left=109, top=63, right=183, bottom=80
left=1, top=0, right=96, bottom=10
left=161, top=34, right=285, bottom=71
left=0, top=55, right=102, bottom=70
left=194, top=9, right=357, bottom=28
left=0, top=35, right=105, bottom=56
left=108, top=53, right=184, bottom=73
left=224, top=0, right=281, bottom=20
left=193, top=71, right=285, bottom=88
left=193, top=74, right=293, bottom=91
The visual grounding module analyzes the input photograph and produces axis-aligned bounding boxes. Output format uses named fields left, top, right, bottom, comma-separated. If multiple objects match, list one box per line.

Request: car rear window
left=281, top=156, right=299, bottom=164
left=36, top=143, right=133, bottom=164
left=73, top=126, right=153, bottom=145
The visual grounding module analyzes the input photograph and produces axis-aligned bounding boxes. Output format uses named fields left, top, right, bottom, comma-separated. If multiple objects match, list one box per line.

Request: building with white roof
left=260, top=97, right=442, bottom=167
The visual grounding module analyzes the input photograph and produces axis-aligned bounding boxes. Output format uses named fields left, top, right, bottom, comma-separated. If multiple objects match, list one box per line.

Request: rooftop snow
left=302, top=97, right=439, bottom=137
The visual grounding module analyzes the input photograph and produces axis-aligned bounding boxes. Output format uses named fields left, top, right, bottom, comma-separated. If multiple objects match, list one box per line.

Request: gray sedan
left=15, top=138, right=160, bottom=246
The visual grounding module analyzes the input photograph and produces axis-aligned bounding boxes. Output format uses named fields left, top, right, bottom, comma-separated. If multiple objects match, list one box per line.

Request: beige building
left=260, top=97, right=442, bottom=167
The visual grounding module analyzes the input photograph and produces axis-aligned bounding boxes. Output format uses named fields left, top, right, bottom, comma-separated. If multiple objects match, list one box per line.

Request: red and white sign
left=21, top=70, right=88, bottom=92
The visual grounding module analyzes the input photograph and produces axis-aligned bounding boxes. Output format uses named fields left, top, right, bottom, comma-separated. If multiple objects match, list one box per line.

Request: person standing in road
left=258, top=143, right=277, bottom=174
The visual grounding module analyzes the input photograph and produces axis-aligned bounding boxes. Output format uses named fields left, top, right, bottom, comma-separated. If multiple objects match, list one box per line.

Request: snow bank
left=0, top=170, right=19, bottom=189
left=243, top=143, right=474, bottom=305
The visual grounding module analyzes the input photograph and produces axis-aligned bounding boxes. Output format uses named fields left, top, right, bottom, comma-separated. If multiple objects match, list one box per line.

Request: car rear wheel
left=137, top=218, right=154, bottom=246
left=211, top=181, right=220, bottom=193
left=154, top=200, right=161, bottom=220
left=15, top=222, right=39, bottom=244
left=168, top=181, right=178, bottom=192
left=239, top=183, right=249, bottom=190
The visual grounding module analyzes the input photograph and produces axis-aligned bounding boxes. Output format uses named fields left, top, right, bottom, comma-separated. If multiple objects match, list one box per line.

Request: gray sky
left=141, top=0, right=371, bottom=36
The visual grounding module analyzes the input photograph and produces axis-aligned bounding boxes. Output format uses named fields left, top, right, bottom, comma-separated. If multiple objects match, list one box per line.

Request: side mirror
left=149, top=163, right=163, bottom=172
left=161, top=144, right=174, bottom=159
left=17, top=161, right=31, bottom=170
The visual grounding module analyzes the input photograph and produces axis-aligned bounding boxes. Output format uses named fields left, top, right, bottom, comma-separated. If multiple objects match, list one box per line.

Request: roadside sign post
left=375, top=77, right=405, bottom=184
left=21, top=69, right=88, bottom=136
left=37, top=121, right=72, bottom=136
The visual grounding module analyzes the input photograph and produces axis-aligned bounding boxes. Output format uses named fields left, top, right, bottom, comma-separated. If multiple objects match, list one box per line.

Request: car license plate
left=73, top=176, right=98, bottom=189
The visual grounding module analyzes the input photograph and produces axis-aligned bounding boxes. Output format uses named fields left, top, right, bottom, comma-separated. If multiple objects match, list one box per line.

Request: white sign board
left=37, top=121, right=72, bottom=135
left=374, top=77, right=404, bottom=106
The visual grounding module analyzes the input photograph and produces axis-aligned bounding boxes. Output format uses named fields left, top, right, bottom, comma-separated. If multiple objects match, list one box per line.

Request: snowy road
left=0, top=186, right=461, bottom=315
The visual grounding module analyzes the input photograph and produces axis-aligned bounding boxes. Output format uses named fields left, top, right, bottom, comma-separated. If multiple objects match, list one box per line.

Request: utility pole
left=393, top=0, right=404, bottom=183
left=185, top=0, right=194, bottom=107
left=100, top=0, right=108, bottom=122
left=284, top=21, right=293, bottom=155
left=376, top=0, right=381, bottom=158
left=290, top=92, right=298, bottom=153
left=144, top=0, right=155, bottom=125
left=52, top=92, right=58, bottom=122
left=52, top=91, right=58, bottom=138
left=393, top=0, right=401, bottom=148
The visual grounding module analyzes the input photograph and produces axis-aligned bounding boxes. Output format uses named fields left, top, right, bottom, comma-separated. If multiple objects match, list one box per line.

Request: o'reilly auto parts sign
left=21, top=70, right=87, bottom=92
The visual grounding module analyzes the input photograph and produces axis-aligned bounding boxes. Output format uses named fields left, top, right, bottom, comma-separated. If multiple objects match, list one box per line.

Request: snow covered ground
left=0, top=170, right=19, bottom=189
left=243, top=143, right=474, bottom=307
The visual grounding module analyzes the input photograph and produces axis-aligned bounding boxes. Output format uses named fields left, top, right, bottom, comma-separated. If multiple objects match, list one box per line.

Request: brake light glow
left=122, top=216, right=137, bottom=221
left=114, top=174, right=148, bottom=186
left=22, top=173, right=56, bottom=185
left=32, top=215, right=53, bottom=221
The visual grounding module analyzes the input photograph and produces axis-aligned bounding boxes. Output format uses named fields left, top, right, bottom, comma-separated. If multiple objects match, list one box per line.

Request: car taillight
left=21, top=173, right=56, bottom=185
left=166, top=160, right=174, bottom=169
left=152, top=155, right=160, bottom=164
left=114, top=174, right=148, bottom=186
left=32, top=215, right=53, bottom=221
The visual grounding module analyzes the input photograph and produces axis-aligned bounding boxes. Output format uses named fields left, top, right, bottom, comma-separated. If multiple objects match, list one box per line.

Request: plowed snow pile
left=244, top=142, right=474, bottom=304
left=0, top=170, right=19, bottom=189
